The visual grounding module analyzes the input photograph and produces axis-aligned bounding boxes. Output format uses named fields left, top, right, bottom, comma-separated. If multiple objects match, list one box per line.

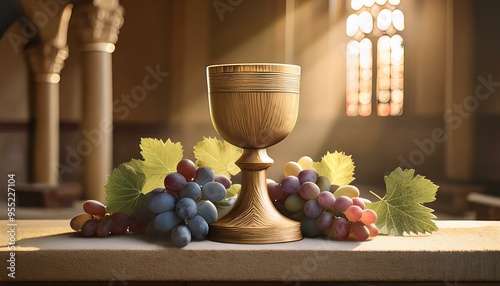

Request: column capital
left=74, top=2, right=124, bottom=51
left=25, top=42, right=68, bottom=83
left=20, top=1, right=73, bottom=82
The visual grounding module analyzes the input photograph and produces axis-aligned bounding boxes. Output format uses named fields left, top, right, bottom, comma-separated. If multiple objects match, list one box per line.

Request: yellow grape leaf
left=366, top=168, right=438, bottom=236
left=226, top=183, right=241, bottom=198
left=126, top=138, right=183, bottom=193
left=194, top=137, right=242, bottom=177
left=312, top=151, right=355, bottom=186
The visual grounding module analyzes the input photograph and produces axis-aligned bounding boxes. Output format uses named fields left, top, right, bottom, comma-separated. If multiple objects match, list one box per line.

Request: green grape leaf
left=313, top=151, right=355, bottom=186
left=129, top=138, right=183, bottom=193
left=366, top=168, right=438, bottom=236
left=104, top=163, right=149, bottom=217
left=194, top=137, right=242, bottom=177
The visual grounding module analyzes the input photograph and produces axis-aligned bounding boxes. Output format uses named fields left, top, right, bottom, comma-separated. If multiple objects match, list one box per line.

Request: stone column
left=24, top=3, right=73, bottom=185
left=74, top=2, right=124, bottom=200
left=444, top=0, right=475, bottom=181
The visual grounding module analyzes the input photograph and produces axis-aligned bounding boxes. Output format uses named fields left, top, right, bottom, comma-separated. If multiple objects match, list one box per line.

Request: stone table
left=0, top=220, right=499, bottom=283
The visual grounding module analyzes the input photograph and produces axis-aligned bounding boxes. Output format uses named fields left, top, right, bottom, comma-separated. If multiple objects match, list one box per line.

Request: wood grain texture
left=206, top=63, right=302, bottom=243
left=209, top=92, right=299, bottom=149
left=206, top=149, right=302, bottom=244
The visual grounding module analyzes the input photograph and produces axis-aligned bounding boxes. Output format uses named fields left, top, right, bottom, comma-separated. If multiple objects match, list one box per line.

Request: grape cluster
left=70, top=200, right=145, bottom=237
left=268, top=156, right=379, bottom=241
left=148, top=159, right=229, bottom=247
left=71, top=159, right=230, bottom=248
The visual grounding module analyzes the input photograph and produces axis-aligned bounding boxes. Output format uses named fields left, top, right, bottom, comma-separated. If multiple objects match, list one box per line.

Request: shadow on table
left=4, top=232, right=178, bottom=249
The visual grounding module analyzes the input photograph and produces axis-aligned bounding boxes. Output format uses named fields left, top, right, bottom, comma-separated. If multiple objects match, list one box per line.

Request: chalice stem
left=206, top=148, right=302, bottom=243
left=222, top=149, right=275, bottom=224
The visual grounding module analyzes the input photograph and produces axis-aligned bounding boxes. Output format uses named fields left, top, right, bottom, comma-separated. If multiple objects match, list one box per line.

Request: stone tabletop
left=0, top=220, right=499, bottom=282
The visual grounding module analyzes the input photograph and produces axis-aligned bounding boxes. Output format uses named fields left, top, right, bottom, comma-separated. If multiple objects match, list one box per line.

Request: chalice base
left=206, top=149, right=303, bottom=244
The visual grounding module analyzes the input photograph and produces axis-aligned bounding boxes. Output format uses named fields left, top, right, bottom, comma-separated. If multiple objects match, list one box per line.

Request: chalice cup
left=206, top=63, right=302, bottom=244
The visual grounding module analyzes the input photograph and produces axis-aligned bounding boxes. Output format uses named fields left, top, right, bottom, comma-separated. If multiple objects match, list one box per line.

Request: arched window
left=346, top=0, right=405, bottom=116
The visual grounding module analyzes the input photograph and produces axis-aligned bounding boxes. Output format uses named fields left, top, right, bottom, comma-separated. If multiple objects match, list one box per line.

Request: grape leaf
left=194, top=137, right=242, bottom=177
left=312, top=151, right=355, bottom=186
left=366, top=168, right=438, bottom=236
left=104, top=163, right=149, bottom=217
left=226, top=183, right=241, bottom=198
left=126, top=138, right=183, bottom=193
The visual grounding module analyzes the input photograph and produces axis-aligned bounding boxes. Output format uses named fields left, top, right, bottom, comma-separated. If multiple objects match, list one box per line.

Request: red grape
left=177, top=159, right=196, bottom=181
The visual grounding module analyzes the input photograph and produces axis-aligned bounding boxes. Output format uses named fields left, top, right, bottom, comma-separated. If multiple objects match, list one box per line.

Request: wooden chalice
left=206, top=63, right=303, bottom=243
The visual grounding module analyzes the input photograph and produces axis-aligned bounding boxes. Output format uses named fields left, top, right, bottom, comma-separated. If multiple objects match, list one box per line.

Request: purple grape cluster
left=71, top=159, right=231, bottom=248
left=268, top=158, right=379, bottom=241
left=70, top=200, right=146, bottom=237
left=148, top=159, right=230, bottom=247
